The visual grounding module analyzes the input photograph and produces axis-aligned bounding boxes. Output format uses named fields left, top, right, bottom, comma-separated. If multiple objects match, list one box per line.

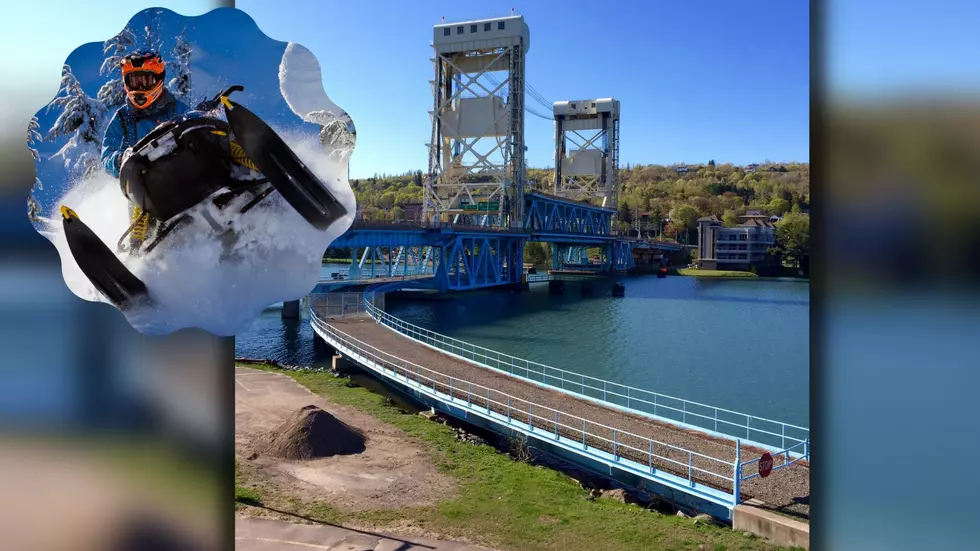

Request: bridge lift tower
left=425, top=15, right=529, bottom=228
left=553, top=98, right=621, bottom=223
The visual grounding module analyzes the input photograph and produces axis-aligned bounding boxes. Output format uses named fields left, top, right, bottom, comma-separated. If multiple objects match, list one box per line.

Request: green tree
left=791, top=202, right=802, bottom=214
left=773, top=213, right=810, bottom=271
left=722, top=210, right=739, bottom=227
left=389, top=206, right=405, bottom=220
left=669, top=204, right=699, bottom=229
left=523, top=242, right=548, bottom=266
left=768, top=197, right=790, bottom=216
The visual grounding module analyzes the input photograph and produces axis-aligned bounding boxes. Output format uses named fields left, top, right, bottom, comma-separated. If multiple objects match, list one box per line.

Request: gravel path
left=326, top=316, right=810, bottom=521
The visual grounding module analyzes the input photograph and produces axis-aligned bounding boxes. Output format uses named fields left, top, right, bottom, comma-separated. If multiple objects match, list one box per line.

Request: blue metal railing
left=362, top=300, right=809, bottom=453
left=310, top=306, right=740, bottom=504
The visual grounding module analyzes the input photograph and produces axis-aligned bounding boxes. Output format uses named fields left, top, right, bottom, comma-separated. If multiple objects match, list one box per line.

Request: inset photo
left=27, top=7, right=356, bottom=336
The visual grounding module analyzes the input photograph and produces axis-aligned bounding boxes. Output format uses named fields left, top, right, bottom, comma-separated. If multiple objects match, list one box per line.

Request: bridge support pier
left=332, top=354, right=359, bottom=376
left=282, top=300, right=300, bottom=319
left=313, top=333, right=335, bottom=358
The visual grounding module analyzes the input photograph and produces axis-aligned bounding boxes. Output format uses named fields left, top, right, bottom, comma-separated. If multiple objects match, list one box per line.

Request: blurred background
left=2, top=1, right=979, bottom=550
left=1, top=2, right=233, bottom=550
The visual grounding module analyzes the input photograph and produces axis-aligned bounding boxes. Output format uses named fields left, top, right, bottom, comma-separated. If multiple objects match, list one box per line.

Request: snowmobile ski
left=220, top=94, right=348, bottom=230
left=60, top=206, right=151, bottom=310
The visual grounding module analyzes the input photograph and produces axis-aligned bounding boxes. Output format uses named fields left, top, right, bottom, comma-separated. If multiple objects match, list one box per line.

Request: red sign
left=758, top=453, right=773, bottom=478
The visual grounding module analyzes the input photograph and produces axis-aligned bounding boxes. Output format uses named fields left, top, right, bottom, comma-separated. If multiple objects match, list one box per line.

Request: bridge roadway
left=316, top=311, right=810, bottom=521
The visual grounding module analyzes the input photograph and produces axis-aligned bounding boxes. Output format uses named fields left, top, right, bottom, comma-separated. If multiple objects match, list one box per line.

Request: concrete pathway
left=236, top=517, right=490, bottom=551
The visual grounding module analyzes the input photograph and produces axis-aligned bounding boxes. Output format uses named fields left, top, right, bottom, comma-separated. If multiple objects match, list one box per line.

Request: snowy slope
left=32, top=6, right=356, bottom=337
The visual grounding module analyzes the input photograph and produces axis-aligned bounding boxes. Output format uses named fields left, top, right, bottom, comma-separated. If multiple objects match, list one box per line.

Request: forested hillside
left=351, top=161, right=809, bottom=238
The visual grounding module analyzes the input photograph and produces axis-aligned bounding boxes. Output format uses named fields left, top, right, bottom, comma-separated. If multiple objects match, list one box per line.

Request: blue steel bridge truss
left=326, top=190, right=679, bottom=291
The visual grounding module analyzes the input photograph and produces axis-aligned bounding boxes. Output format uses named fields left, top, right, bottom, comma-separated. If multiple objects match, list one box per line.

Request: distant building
left=697, top=215, right=777, bottom=271
left=400, top=202, right=423, bottom=222
left=746, top=163, right=759, bottom=172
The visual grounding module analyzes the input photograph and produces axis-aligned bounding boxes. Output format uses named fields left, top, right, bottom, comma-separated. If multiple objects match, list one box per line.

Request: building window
left=484, top=22, right=491, bottom=31
left=457, top=26, right=464, bottom=35
left=739, top=234, right=747, bottom=241
left=592, top=102, right=596, bottom=108
left=498, top=21, right=505, bottom=30
left=470, top=24, right=478, bottom=33
left=443, top=28, right=451, bottom=36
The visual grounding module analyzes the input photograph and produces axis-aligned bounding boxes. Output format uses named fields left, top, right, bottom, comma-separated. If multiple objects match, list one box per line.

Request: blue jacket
left=101, top=90, right=200, bottom=178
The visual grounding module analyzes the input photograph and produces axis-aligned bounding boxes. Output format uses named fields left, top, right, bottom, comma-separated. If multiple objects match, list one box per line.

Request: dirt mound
left=255, top=405, right=366, bottom=460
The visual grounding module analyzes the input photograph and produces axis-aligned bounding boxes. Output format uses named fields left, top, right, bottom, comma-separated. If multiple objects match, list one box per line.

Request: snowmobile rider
left=101, top=50, right=198, bottom=178
left=100, top=50, right=200, bottom=252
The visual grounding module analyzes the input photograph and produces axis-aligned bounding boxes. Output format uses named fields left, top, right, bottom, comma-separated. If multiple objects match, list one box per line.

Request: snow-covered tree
left=47, top=64, right=108, bottom=183
left=98, top=25, right=138, bottom=111
left=142, top=9, right=165, bottom=52
left=27, top=116, right=44, bottom=223
left=168, top=29, right=193, bottom=102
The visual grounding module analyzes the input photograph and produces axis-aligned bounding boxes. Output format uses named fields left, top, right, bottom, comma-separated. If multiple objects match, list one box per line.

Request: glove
left=120, top=147, right=134, bottom=168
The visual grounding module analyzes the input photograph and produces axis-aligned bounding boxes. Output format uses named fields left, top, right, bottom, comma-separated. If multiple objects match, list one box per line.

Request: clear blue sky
left=236, top=0, right=810, bottom=178
left=9, top=1, right=979, bottom=180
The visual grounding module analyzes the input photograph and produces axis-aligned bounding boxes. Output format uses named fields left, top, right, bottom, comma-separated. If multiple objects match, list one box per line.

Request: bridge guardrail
left=310, top=307, right=740, bottom=500
left=362, top=300, right=809, bottom=453
left=309, top=292, right=384, bottom=319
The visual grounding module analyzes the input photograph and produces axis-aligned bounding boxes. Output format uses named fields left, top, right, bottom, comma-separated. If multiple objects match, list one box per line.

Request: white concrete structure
left=553, top=98, right=620, bottom=215
left=425, top=15, right=530, bottom=227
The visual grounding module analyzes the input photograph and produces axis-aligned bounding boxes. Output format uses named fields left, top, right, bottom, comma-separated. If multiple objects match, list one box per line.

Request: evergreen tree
left=27, top=116, right=43, bottom=223
left=168, top=29, right=193, bottom=102
left=142, top=9, right=165, bottom=52
left=47, top=64, right=108, bottom=182
left=98, top=26, right=138, bottom=112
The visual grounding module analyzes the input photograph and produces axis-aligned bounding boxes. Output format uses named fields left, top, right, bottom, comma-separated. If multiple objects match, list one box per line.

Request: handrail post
left=734, top=439, right=742, bottom=505
left=613, top=430, right=618, bottom=459
left=554, top=410, right=558, bottom=439
left=529, top=404, right=533, bottom=431
left=688, top=452, right=693, bottom=486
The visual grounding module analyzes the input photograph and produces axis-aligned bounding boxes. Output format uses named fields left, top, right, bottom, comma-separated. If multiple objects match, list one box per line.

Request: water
left=235, top=271, right=810, bottom=426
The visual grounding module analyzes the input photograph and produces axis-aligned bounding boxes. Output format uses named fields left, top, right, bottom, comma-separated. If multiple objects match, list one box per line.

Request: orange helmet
left=120, top=50, right=166, bottom=110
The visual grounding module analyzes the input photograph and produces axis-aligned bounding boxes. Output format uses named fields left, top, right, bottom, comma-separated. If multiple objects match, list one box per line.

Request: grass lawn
left=235, top=364, right=798, bottom=551
left=677, top=268, right=758, bottom=278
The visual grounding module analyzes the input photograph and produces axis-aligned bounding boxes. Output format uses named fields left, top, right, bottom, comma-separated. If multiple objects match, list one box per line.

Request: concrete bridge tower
left=425, top=15, right=530, bottom=228
left=552, top=98, right=621, bottom=229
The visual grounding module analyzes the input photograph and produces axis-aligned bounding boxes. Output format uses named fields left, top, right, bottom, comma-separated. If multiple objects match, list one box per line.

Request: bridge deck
left=326, top=316, right=809, bottom=521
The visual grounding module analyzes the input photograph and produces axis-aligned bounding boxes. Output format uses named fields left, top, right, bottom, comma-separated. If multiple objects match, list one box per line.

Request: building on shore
left=696, top=212, right=778, bottom=271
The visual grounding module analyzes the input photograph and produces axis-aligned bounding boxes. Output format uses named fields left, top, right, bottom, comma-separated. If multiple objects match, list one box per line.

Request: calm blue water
left=235, top=268, right=810, bottom=426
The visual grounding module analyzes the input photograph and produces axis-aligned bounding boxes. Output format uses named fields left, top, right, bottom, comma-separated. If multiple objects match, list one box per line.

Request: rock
left=245, top=452, right=258, bottom=461
left=602, top=488, right=633, bottom=504
left=676, top=510, right=690, bottom=519
left=694, top=513, right=715, bottom=526
left=742, top=531, right=754, bottom=538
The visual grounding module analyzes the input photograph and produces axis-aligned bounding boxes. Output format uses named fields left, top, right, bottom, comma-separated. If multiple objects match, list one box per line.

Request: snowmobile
left=59, top=85, right=348, bottom=311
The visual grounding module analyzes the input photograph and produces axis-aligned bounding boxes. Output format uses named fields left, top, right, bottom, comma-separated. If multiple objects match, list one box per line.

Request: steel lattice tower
left=552, top=99, right=621, bottom=221
left=425, top=15, right=529, bottom=228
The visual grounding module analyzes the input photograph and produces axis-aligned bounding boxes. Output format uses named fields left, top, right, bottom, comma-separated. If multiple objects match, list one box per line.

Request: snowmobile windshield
left=125, top=71, right=163, bottom=92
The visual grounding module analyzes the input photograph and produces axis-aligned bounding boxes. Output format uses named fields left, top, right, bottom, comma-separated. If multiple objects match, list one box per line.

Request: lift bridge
left=324, top=14, right=680, bottom=293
